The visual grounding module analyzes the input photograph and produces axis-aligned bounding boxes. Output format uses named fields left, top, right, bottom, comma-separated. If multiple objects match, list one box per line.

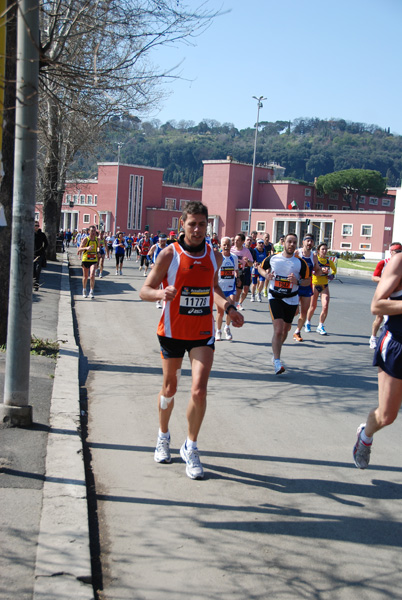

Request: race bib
left=86, top=252, right=97, bottom=261
left=179, top=286, right=211, bottom=315
left=220, top=266, right=234, bottom=279
left=274, top=276, right=291, bottom=291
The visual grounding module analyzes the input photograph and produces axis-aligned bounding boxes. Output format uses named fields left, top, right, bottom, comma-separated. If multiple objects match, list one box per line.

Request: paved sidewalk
left=0, top=255, right=93, bottom=600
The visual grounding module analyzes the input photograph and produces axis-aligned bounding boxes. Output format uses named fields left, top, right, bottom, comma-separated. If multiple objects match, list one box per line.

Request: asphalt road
left=69, top=253, right=402, bottom=600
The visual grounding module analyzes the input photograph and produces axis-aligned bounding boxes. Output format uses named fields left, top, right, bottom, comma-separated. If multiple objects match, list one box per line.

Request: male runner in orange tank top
left=140, top=202, right=244, bottom=479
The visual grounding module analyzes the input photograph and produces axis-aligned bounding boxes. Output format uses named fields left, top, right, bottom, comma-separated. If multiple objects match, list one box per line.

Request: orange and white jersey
left=157, top=242, right=218, bottom=340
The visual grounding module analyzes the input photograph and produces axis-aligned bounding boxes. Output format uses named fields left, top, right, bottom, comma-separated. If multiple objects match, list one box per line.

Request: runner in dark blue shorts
left=353, top=257, right=402, bottom=469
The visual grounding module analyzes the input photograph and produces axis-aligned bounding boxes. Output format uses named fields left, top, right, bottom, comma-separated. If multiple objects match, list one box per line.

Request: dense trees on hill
left=70, top=117, right=402, bottom=188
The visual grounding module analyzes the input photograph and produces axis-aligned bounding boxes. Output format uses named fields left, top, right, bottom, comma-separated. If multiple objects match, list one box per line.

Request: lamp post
left=248, top=96, right=266, bottom=235
left=114, top=142, right=123, bottom=235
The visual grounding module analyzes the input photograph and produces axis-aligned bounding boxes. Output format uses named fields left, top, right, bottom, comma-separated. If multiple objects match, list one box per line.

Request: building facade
left=35, top=158, right=398, bottom=258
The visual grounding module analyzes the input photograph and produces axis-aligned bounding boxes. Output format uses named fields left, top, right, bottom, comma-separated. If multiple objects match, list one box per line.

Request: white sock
left=306, top=321, right=311, bottom=325
left=361, top=430, right=373, bottom=445
left=159, top=429, right=170, bottom=439
left=295, top=328, right=300, bottom=334
left=186, top=437, right=197, bottom=450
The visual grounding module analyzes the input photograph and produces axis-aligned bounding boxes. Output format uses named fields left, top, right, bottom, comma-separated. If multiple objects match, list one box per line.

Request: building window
left=359, top=196, right=366, bottom=204
left=369, top=197, right=378, bottom=205
left=80, top=194, right=85, bottom=204
left=359, top=243, right=371, bottom=250
left=87, top=195, right=93, bottom=205
left=165, top=198, right=176, bottom=210
left=329, top=192, right=339, bottom=201
left=171, top=217, right=179, bottom=230
left=304, top=201, right=311, bottom=209
left=66, top=194, right=71, bottom=205
left=304, top=188, right=311, bottom=197
left=315, top=203, right=324, bottom=210
left=341, top=242, right=352, bottom=249
left=361, top=224, right=372, bottom=236
left=83, top=214, right=90, bottom=224
left=382, top=198, right=391, bottom=207
left=128, top=174, right=144, bottom=230
left=241, top=220, right=249, bottom=232
left=94, top=195, right=97, bottom=205
left=328, top=205, right=338, bottom=210
left=256, top=221, right=266, bottom=232
left=316, top=190, right=324, bottom=198
left=342, top=206, right=351, bottom=210
left=73, top=195, right=78, bottom=204
left=342, top=224, right=353, bottom=236
left=35, top=211, right=39, bottom=221
left=179, top=199, right=190, bottom=211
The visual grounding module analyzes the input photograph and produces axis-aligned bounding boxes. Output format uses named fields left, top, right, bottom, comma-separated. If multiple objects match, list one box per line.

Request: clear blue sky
left=147, top=0, right=402, bottom=134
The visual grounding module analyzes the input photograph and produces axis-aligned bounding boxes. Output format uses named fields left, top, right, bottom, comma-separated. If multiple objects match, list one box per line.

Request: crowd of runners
left=69, top=204, right=402, bottom=480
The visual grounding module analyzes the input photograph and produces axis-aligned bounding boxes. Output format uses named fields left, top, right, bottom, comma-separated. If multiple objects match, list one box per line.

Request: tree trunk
left=43, top=97, right=61, bottom=260
left=0, top=1, right=17, bottom=346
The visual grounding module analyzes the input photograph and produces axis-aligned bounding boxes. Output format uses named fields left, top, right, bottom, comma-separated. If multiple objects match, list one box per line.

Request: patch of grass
left=337, top=259, right=377, bottom=271
left=30, top=336, right=59, bottom=358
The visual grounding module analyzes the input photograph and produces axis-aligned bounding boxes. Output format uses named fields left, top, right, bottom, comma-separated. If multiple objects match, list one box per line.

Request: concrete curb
left=33, top=256, right=94, bottom=600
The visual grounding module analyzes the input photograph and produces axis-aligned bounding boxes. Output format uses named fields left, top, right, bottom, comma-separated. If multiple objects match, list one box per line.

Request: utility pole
left=0, top=0, right=39, bottom=427
left=114, top=142, right=123, bottom=235
left=248, top=96, right=266, bottom=235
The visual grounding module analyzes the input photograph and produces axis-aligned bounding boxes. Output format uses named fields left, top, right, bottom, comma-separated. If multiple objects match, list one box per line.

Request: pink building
left=201, top=159, right=396, bottom=258
left=35, top=158, right=397, bottom=258
left=37, top=163, right=202, bottom=235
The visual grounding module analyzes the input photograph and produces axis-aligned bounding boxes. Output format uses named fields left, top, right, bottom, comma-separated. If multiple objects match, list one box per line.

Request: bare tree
left=0, top=0, right=17, bottom=346
left=38, top=0, right=219, bottom=257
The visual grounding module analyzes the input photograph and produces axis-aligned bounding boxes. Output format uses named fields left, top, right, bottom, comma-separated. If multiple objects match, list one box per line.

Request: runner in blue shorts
left=215, top=237, right=239, bottom=341
left=292, top=234, right=321, bottom=341
left=353, top=252, right=402, bottom=469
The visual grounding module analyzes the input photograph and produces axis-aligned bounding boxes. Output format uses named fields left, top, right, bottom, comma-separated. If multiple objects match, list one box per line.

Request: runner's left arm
left=140, top=245, right=176, bottom=303
left=371, top=253, right=402, bottom=316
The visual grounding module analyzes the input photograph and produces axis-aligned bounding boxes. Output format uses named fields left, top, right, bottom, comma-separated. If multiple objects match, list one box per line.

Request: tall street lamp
left=248, top=95, right=266, bottom=235
left=114, top=142, right=124, bottom=234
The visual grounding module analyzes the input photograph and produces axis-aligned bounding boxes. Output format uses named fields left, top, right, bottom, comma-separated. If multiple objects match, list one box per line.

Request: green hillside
left=70, top=117, right=402, bottom=189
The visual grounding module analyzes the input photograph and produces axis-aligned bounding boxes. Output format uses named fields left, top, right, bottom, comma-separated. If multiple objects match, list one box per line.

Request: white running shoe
left=250, top=295, right=255, bottom=302
left=82, top=288, right=88, bottom=298
left=154, top=435, right=171, bottom=464
left=271, top=356, right=285, bottom=375
left=216, top=330, right=222, bottom=341
left=99, top=274, right=103, bottom=279
left=353, top=424, right=371, bottom=469
left=89, top=290, right=94, bottom=299
left=115, top=270, right=119, bottom=275
left=236, top=303, right=244, bottom=311
left=224, top=325, right=232, bottom=341
left=316, top=324, right=327, bottom=335
left=257, top=293, right=262, bottom=302
left=156, top=301, right=163, bottom=309
left=369, top=335, right=378, bottom=349
left=120, top=270, right=122, bottom=275
left=304, top=323, right=311, bottom=333
left=180, top=442, right=204, bottom=479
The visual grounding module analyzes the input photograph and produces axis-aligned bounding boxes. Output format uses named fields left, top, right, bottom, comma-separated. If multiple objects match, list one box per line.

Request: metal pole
left=247, top=96, right=266, bottom=235
left=1, top=0, right=39, bottom=427
left=113, top=142, right=123, bottom=235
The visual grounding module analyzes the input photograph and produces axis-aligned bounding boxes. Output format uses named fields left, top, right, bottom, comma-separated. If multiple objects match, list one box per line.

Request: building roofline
left=98, top=162, right=165, bottom=172
left=236, top=208, right=393, bottom=215
left=202, top=159, right=273, bottom=169
left=162, top=183, right=202, bottom=192
left=66, top=179, right=98, bottom=184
